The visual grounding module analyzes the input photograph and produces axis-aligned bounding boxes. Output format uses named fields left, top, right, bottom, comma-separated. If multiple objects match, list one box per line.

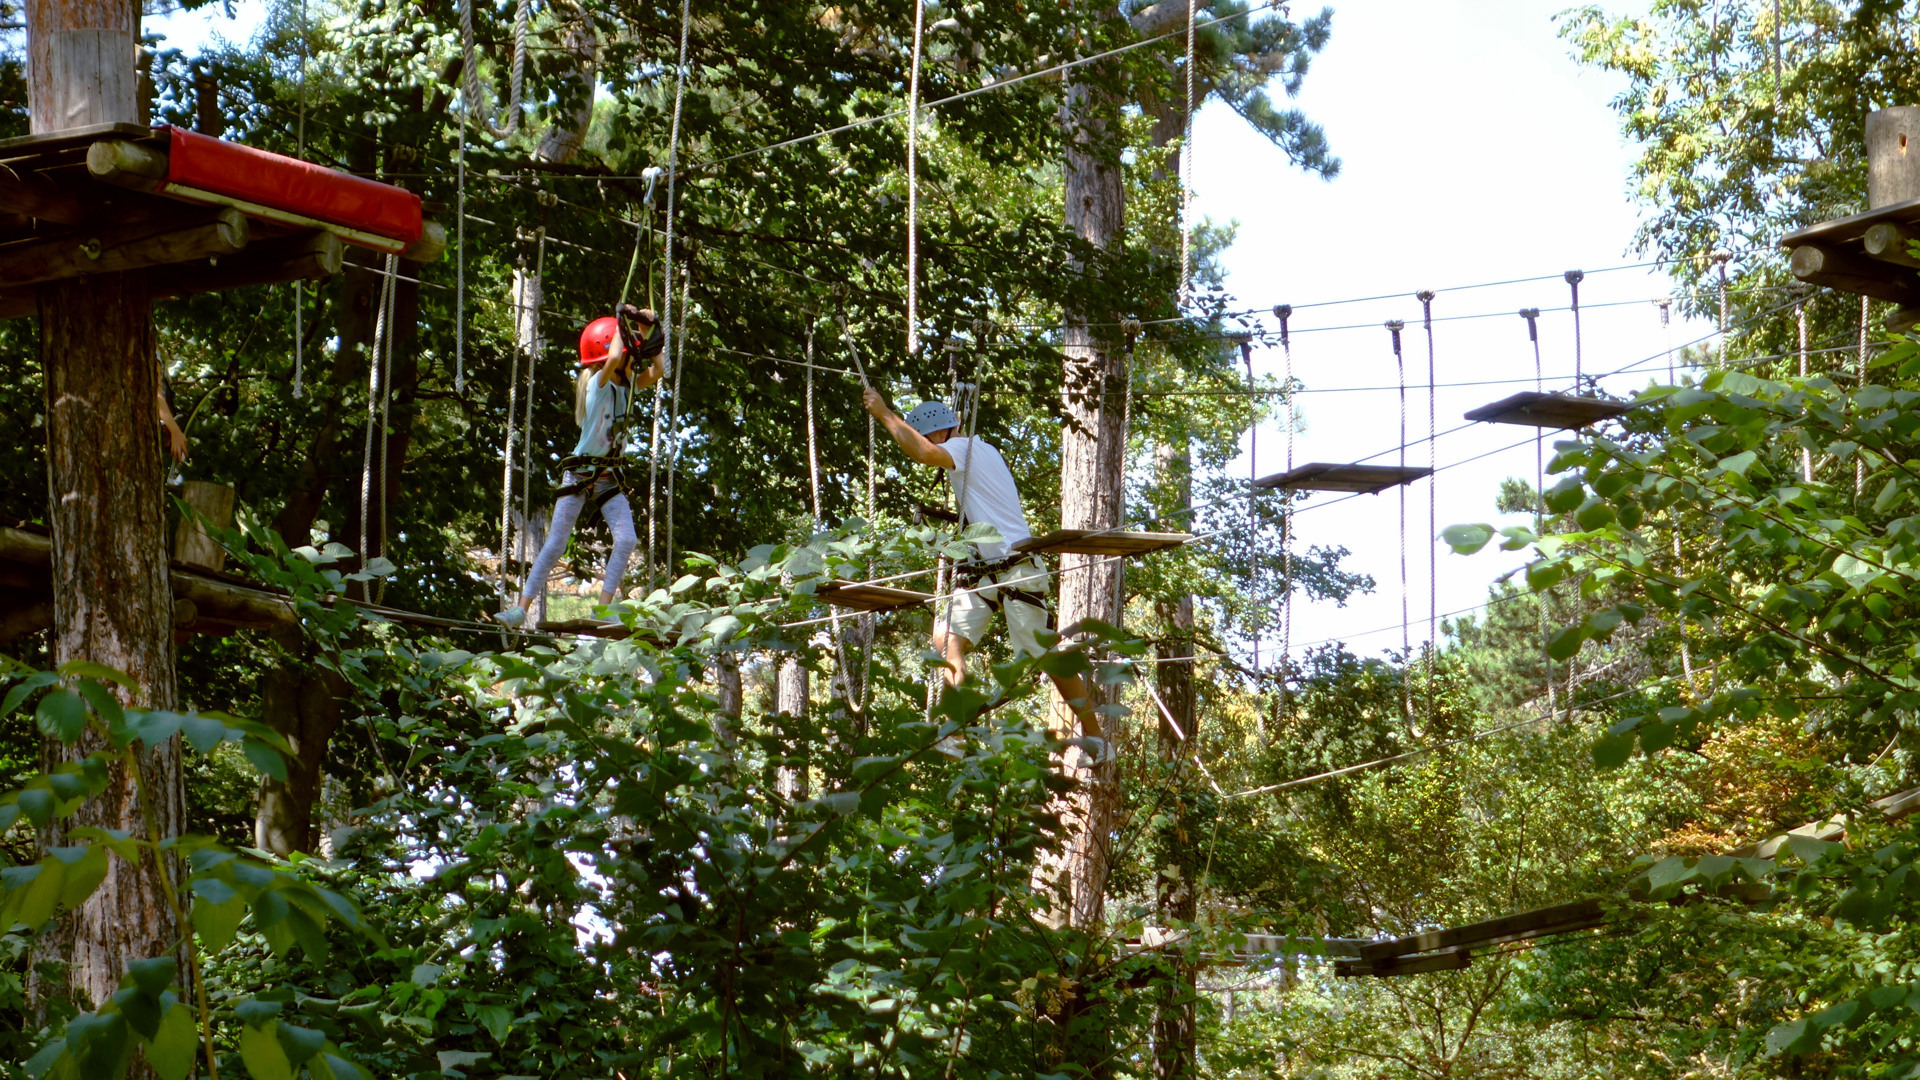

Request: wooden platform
left=815, top=580, right=934, bottom=612
left=1782, top=197, right=1920, bottom=325
left=0, top=123, right=439, bottom=319
left=536, top=618, right=631, bottom=640
left=1014, top=529, right=1190, bottom=557
left=1464, top=392, right=1636, bottom=430
left=1253, top=463, right=1433, bottom=494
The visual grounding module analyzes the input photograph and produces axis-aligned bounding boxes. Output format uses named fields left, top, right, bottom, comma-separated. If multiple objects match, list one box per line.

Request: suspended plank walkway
left=1254, top=463, right=1431, bottom=494
left=1464, top=392, right=1634, bottom=430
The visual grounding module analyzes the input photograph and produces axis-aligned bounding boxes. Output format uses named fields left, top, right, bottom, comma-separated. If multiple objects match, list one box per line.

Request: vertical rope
left=292, top=0, right=308, bottom=399
left=518, top=229, right=544, bottom=608
left=1522, top=307, right=1555, bottom=718
left=454, top=99, right=466, bottom=394
left=376, top=253, right=398, bottom=603
left=1658, top=299, right=1674, bottom=383
left=805, top=322, right=822, bottom=524
left=1798, top=295, right=1812, bottom=482
left=1858, top=294, right=1870, bottom=499
left=498, top=251, right=525, bottom=604
left=1242, top=337, right=1257, bottom=671
left=1275, top=304, right=1293, bottom=715
left=661, top=0, right=691, bottom=381
left=665, top=270, right=690, bottom=575
left=1388, top=319, right=1408, bottom=721
left=1178, top=0, right=1198, bottom=304
left=906, top=0, right=926, bottom=355
left=1564, top=270, right=1584, bottom=384
left=1418, top=290, right=1436, bottom=730
left=361, top=254, right=398, bottom=575
left=458, top=0, right=528, bottom=139
left=1714, top=251, right=1731, bottom=368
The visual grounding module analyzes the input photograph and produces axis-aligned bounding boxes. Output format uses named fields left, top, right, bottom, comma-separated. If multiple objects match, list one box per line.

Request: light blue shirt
left=572, top=376, right=632, bottom=458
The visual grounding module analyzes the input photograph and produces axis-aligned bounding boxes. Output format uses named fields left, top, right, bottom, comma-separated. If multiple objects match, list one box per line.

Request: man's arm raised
left=863, top=388, right=954, bottom=469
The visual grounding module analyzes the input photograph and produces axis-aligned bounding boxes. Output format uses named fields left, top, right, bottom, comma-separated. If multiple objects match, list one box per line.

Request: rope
left=292, top=0, right=308, bottom=399
left=805, top=321, right=822, bottom=523
left=662, top=0, right=691, bottom=381
left=1520, top=306, right=1555, bottom=719
left=1276, top=303, right=1293, bottom=716
left=1715, top=251, right=1731, bottom=367
left=1798, top=296, right=1811, bottom=482
left=1858, top=294, right=1870, bottom=498
left=498, top=255, right=525, bottom=604
left=361, top=252, right=398, bottom=581
left=665, top=270, right=690, bottom=575
left=454, top=80, right=466, bottom=394
left=376, top=252, right=398, bottom=604
left=1658, top=299, right=1673, bottom=383
left=1388, top=318, right=1409, bottom=721
left=1178, top=0, right=1198, bottom=304
left=517, top=228, right=544, bottom=608
left=1240, top=336, right=1258, bottom=669
left=905, top=0, right=926, bottom=355
left=458, top=0, right=529, bottom=140
left=1564, top=270, right=1584, bottom=383
left=1418, top=290, right=1436, bottom=732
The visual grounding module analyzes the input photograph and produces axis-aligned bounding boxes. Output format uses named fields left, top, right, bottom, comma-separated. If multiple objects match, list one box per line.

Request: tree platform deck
left=1254, top=463, right=1433, bottom=494
left=1464, top=392, right=1636, bottom=430
left=815, top=581, right=935, bottom=612
left=0, top=123, right=441, bottom=318
left=1014, top=529, right=1190, bottom=557
left=1782, top=197, right=1920, bottom=327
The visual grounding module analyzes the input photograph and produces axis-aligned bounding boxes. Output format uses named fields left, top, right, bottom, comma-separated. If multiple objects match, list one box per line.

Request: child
left=494, top=305, right=666, bottom=628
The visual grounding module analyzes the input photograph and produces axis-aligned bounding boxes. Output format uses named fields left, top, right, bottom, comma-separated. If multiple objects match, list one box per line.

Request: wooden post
left=1867, top=108, right=1920, bottom=331
left=25, top=0, right=186, bottom=1048
left=172, top=480, right=235, bottom=573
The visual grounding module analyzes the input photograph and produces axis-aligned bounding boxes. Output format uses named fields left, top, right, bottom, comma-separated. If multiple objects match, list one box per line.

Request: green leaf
left=73, top=681, right=124, bottom=735
left=178, top=715, right=229, bottom=755
left=1718, top=450, right=1758, bottom=476
left=1545, top=625, right=1586, bottom=662
left=469, top=1003, right=512, bottom=1043
left=411, top=962, right=445, bottom=987
left=1591, top=733, right=1634, bottom=770
left=125, top=958, right=176, bottom=999
left=1833, top=553, right=1882, bottom=590
left=191, top=891, right=246, bottom=952
left=146, top=1003, right=197, bottom=1080
left=311, top=1052, right=370, bottom=1080
left=239, top=1020, right=293, bottom=1080
left=65, top=1012, right=129, bottom=1080
left=54, top=846, right=107, bottom=910
left=132, top=711, right=186, bottom=748
left=437, top=1050, right=492, bottom=1072
left=241, top=738, right=288, bottom=782
left=1440, top=523, right=1495, bottom=555
left=111, top=986, right=164, bottom=1041
left=11, top=858, right=65, bottom=929
left=34, top=690, right=87, bottom=743
left=275, top=1022, right=326, bottom=1065
left=54, top=661, right=135, bottom=691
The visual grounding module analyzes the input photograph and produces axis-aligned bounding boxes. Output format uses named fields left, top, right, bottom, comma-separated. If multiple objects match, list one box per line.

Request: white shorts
left=934, top=558, right=1053, bottom=658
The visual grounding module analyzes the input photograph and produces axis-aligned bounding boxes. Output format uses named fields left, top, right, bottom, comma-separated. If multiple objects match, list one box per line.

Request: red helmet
left=579, top=316, right=621, bottom=365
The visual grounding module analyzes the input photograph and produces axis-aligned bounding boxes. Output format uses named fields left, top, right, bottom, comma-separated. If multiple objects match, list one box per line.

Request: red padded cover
left=162, top=125, right=422, bottom=243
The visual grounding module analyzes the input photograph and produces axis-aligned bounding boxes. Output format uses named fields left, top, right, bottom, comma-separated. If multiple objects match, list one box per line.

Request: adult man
left=862, top=387, right=1100, bottom=742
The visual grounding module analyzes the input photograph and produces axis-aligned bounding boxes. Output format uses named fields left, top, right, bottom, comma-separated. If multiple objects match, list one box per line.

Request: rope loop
left=1519, top=307, right=1540, bottom=342
left=1385, top=319, right=1404, bottom=356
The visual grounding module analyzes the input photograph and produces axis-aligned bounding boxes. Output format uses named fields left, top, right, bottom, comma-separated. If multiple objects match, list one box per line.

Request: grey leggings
left=522, top=471, right=638, bottom=602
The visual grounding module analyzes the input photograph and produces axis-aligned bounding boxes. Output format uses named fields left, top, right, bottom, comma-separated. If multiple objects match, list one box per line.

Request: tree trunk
left=1152, top=440, right=1199, bottom=1080
left=28, top=2, right=185, bottom=1058
left=1054, top=8, right=1129, bottom=934
left=32, top=272, right=185, bottom=1033
left=775, top=656, right=809, bottom=799
left=255, top=626, right=347, bottom=855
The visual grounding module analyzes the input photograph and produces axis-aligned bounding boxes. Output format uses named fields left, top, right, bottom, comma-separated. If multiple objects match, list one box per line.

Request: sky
left=1189, top=0, right=1706, bottom=665
left=140, top=0, right=1699, bottom=667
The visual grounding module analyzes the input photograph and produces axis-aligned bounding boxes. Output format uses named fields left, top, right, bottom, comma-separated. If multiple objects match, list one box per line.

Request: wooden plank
left=1254, top=462, right=1432, bottom=494
left=1337, top=949, right=1473, bottom=979
left=536, top=618, right=632, bottom=640
left=0, top=121, right=148, bottom=156
left=1359, top=898, right=1606, bottom=961
left=156, top=230, right=344, bottom=296
left=1014, top=529, right=1190, bottom=557
left=1464, top=392, right=1636, bottom=430
left=816, top=581, right=934, bottom=612
left=0, top=206, right=247, bottom=289
left=0, top=165, right=88, bottom=225
left=1781, top=195, right=1920, bottom=249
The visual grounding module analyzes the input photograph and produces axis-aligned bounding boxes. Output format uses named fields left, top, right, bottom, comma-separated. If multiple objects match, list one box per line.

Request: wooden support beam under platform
left=1464, top=392, right=1636, bottom=430
left=1254, top=462, right=1433, bottom=494
left=1015, top=529, right=1191, bottom=558
left=0, top=206, right=248, bottom=288
left=815, top=580, right=935, bottom=613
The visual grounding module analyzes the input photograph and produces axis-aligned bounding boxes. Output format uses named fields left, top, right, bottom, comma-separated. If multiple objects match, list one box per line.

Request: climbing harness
left=458, top=0, right=530, bottom=140
left=905, top=0, right=926, bottom=354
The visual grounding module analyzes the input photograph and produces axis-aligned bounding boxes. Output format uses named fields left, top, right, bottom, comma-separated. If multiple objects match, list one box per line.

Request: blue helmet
left=905, top=400, right=959, bottom=436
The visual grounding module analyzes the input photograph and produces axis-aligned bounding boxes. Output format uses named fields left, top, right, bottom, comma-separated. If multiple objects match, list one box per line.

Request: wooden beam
left=1789, top=244, right=1920, bottom=306
left=0, top=164, right=87, bottom=225
left=1358, top=898, right=1607, bottom=962
left=83, top=137, right=167, bottom=190
left=1337, top=949, right=1472, bottom=979
left=1863, top=222, right=1920, bottom=269
left=0, top=206, right=247, bottom=289
left=156, top=230, right=344, bottom=297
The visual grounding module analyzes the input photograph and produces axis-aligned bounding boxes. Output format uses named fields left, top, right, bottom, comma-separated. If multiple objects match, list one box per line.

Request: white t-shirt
left=943, top=436, right=1031, bottom=560
left=572, top=375, right=632, bottom=458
